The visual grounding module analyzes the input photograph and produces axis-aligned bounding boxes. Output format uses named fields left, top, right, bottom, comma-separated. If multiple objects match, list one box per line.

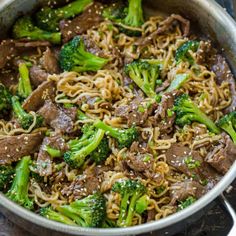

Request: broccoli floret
left=0, top=165, right=15, bottom=191
left=94, top=120, right=138, bottom=148
left=0, top=84, right=11, bottom=117
left=44, top=145, right=62, bottom=158
left=57, top=193, right=106, bottom=227
left=166, top=73, right=190, bottom=92
left=102, top=1, right=127, bottom=21
left=174, top=94, right=220, bottom=134
left=12, top=16, right=61, bottom=44
left=36, top=0, right=92, bottom=32
left=175, top=40, right=200, bottom=64
left=17, top=62, right=32, bottom=99
left=6, top=156, right=33, bottom=210
left=64, top=124, right=105, bottom=168
left=177, top=196, right=196, bottom=211
left=125, top=60, right=160, bottom=99
left=11, top=96, right=43, bottom=130
left=103, top=0, right=144, bottom=36
left=112, top=179, right=146, bottom=227
left=90, top=137, right=111, bottom=164
left=216, top=111, right=236, bottom=143
left=40, top=207, right=77, bottom=226
left=59, top=36, right=109, bottom=72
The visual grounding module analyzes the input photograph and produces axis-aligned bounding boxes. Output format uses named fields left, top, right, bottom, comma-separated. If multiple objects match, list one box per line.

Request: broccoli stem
left=124, top=0, right=144, bottom=27
left=44, top=145, right=62, bottom=158
left=40, top=207, right=77, bottom=225
left=166, top=73, right=189, bottom=92
left=11, top=96, right=33, bottom=129
left=6, top=156, right=33, bottom=210
left=118, top=194, right=130, bottom=226
left=125, top=192, right=140, bottom=226
left=94, top=120, right=120, bottom=139
left=220, top=123, right=236, bottom=143
left=57, top=205, right=85, bottom=226
left=78, top=129, right=105, bottom=157
left=57, top=0, right=92, bottom=19
left=18, top=63, right=32, bottom=99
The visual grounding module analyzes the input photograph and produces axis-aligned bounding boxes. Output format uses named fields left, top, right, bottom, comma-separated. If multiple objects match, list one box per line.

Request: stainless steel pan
left=0, top=0, right=236, bottom=235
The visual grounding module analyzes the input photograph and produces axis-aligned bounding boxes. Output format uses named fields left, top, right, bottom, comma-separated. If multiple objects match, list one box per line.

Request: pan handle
left=218, top=194, right=236, bottom=236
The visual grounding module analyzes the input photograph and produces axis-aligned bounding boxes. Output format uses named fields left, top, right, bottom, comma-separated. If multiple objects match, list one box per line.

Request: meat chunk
left=0, top=40, right=17, bottom=69
left=196, top=41, right=213, bottom=65
left=165, top=143, right=220, bottom=185
left=29, top=65, right=49, bottom=88
left=40, top=47, right=60, bottom=74
left=211, top=54, right=236, bottom=113
left=169, top=180, right=206, bottom=204
left=62, top=168, right=100, bottom=199
left=37, top=135, right=67, bottom=176
left=38, top=100, right=75, bottom=133
left=205, top=135, right=236, bottom=174
left=0, top=132, right=44, bottom=165
left=59, top=2, right=103, bottom=43
left=114, top=97, right=157, bottom=127
left=149, top=92, right=176, bottom=133
left=22, top=80, right=56, bottom=112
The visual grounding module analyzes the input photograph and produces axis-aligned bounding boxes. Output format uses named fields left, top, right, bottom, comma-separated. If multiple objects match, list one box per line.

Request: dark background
left=0, top=0, right=236, bottom=235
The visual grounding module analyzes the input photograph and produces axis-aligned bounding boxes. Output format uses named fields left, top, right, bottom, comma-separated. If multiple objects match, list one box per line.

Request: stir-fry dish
left=0, top=0, right=236, bottom=228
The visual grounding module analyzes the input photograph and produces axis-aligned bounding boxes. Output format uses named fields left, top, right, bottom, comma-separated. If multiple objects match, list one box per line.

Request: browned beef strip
left=38, top=100, right=75, bottom=133
left=62, top=168, right=101, bottom=200
left=0, top=70, right=18, bottom=88
left=22, top=80, right=56, bottom=112
left=135, top=14, right=190, bottom=47
left=29, top=65, right=49, bottom=88
left=37, top=135, right=68, bottom=176
left=59, top=2, right=103, bottom=43
left=196, top=41, right=213, bottom=65
left=0, top=39, right=51, bottom=69
left=169, top=180, right=206, bottom=204
left=165, top=143, right=220, bottom=185
left=211, top=54, right=236, bottom=113
left=147, top=209, right=156, bottom=222
left=205, top=135, right=236, bottom=174
left=155, top=79, right=171, bottom=93
left=149, top=92, right=176, bottom=134
left=0, top=40, right=18, bottom=69
left=82, top=35, right=105, bottom=57
left=114, top=97, right=157, bottom=127
left=0, top=132, right=44, bottom=165
left=40, top=47, right=60, bottom=74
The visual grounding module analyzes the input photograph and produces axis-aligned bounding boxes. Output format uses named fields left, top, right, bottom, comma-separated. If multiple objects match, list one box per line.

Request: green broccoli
left=94, top=120, right=138, bottom=148
left=102, top=218, right=117, bottom=228
left=11, top=96, right=43, bottom=130
left=174, top=94, right=220, bottom=134
left=36, top=0, right=92, bottom=32
left=216, top=111, right=236, bottom=143
left=90, top=137, right=111, bottom=164
left=6, top=156, right=33, bottom=210
left=57, top=193, right=106, bottom=227
left=177, top=196, right=196, bottom=211
left=40, top=207, right=77, bottom=226
left=12, top=16, right=61, bottom=45
left=166, top=73, right=190, bottom=92
left=64, top=124, right=105, bottom=168
left=135, top=194, right=150, bottom=214
left=102, top=1, right=127, bottom=21
left=59, top=36, right=109, bottom=72
left=0, top=84, right=11, bottom=116
left=44, top=145, right=62, bottom=158
left=18, top=63, right=32, bottom=99
left=0, top=165, right=15, bottom=191
left=175, top=40, right=200, bottom=65
left=112, top=179, right=146, bottom=227
left=125, top=60, right=160, bottom=99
